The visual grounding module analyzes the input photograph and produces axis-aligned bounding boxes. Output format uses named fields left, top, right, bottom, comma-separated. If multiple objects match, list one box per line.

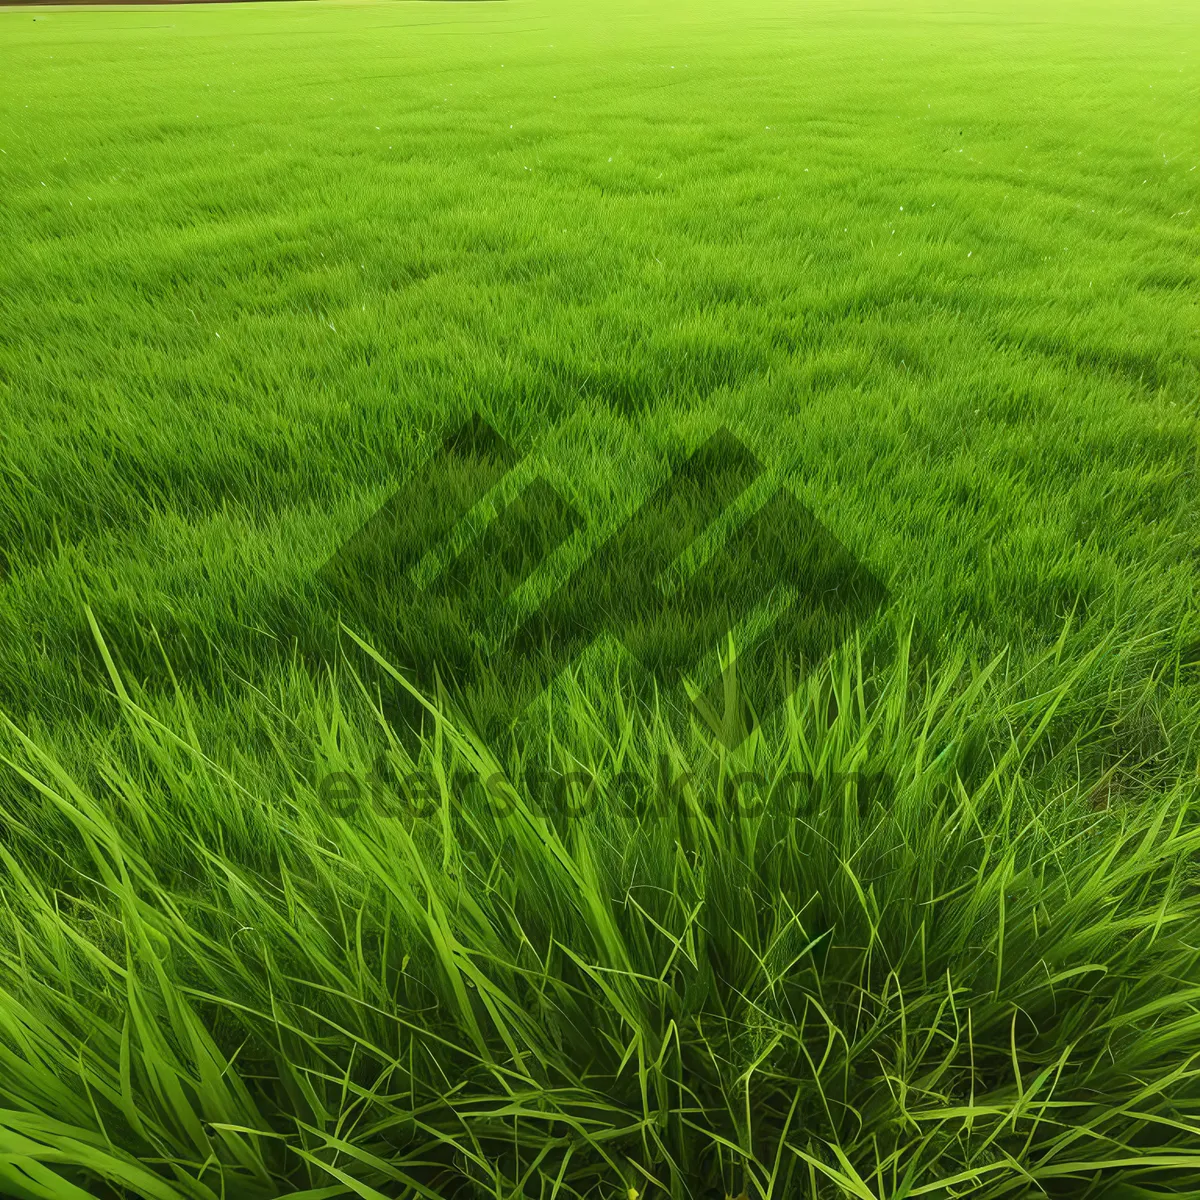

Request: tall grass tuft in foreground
left=0, top=617, right=1197, bottom=1199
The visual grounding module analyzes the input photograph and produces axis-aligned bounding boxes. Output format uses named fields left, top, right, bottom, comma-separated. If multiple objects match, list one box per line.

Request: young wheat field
left=1, top=0, right=1198, bottom=1196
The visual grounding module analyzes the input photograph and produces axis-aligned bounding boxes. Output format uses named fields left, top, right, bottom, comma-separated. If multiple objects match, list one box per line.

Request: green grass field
left=1, top=0, right=1199, bottom=1195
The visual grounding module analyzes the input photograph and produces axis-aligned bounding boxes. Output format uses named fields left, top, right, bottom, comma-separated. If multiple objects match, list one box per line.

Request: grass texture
left=1, top=0, right=1199, bottom=1195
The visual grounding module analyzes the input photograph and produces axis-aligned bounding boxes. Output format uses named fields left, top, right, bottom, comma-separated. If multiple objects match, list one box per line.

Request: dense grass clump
left=0, top=619, right=1198, bottom=1199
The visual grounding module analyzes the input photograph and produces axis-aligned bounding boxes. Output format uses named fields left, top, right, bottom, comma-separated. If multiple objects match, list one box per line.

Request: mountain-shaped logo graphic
left=318, top=415, right=888, bottom=747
